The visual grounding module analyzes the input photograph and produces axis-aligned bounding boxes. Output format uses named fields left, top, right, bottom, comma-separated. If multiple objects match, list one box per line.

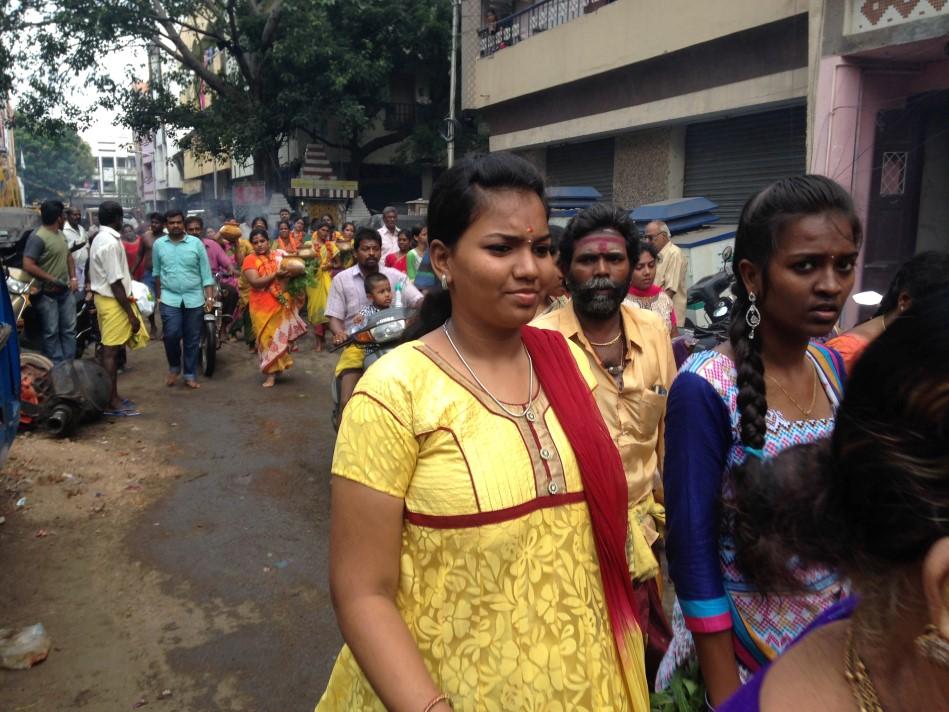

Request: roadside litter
left=0, top=623, right=51, bottom=670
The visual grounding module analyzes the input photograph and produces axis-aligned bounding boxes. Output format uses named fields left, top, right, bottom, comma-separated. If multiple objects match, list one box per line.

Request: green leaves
left=15, top=117, right=96, bottom=202
left=4, top=0, right=454, bottom=183
left=649, top=663, right=707, bottom=712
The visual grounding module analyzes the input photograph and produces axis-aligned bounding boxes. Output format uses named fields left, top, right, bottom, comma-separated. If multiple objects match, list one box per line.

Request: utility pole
left=447, top=0, right=461, bottom=168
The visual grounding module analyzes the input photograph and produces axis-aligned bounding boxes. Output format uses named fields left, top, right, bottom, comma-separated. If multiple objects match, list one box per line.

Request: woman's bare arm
left=242, top=267, right=286, bottom=289
left=696, top=631, right=742, bottom=706
left=329, top=477, right=449, bottom=711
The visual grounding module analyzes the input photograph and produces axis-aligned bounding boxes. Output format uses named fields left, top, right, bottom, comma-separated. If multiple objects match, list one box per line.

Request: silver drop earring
left=746, top=292, right=762, bottom=340
left=440, top=273, right=449, bottom=290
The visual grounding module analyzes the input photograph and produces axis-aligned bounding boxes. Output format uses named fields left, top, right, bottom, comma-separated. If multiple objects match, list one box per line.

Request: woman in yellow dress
left=319, top=153, right=650, bottom=712
left=304, top=222, right=337, bottom=352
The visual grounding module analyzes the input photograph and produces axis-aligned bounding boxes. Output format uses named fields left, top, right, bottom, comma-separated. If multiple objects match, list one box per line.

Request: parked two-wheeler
left=683, top=246, right=735, bottom=354
left=197, top=272, right=239, bottom=378
left=329, top=306, right=416, bottom=431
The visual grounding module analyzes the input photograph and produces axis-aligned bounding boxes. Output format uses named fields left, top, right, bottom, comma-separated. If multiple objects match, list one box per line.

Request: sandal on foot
left=104, top=408, right=142, bottom=417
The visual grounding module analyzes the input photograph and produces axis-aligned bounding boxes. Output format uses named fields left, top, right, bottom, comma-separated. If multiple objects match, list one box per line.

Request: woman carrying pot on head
left=241, top=228, right=308, bottom=387
left=318, top=153, right=652, bottom=711
left=658, top=176, right=860, bottom=705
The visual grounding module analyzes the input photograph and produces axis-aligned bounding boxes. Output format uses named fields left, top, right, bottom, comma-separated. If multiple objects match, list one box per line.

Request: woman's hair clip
left=744, top=447, right=767, bottom=461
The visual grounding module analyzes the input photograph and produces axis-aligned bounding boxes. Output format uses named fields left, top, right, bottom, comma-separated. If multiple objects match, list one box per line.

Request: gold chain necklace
left=765, top=367, right=818, bottom=418
left=589, top=331, right=622, bottom=347
left=845, top=625, right=885, bottom=712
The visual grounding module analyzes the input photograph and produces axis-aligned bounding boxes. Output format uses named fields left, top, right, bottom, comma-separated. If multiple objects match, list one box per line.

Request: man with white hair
left=376, top=206, right=400, bottom=261
left=644, top=220, right=687, bottom=325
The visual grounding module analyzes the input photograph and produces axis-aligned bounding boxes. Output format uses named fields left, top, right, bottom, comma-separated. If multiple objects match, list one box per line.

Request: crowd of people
left=16, top=153, right=949, bottom=711
left=317, top=153, right=948, bottom=712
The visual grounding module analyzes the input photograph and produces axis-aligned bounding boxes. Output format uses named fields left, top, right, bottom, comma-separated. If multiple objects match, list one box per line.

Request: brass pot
left=296, top=247, right=318, bottom=260
left=281, top=256, right=306, bottom=277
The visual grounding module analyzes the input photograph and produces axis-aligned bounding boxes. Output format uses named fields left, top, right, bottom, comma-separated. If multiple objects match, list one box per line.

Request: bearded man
left=532, top=203, right=676, bottom=680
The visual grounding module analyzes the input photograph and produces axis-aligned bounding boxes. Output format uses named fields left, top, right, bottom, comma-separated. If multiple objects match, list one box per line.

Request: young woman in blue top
left=720, top=292, right=949, bottom=712
left=658, top=176, right=861, bottom=705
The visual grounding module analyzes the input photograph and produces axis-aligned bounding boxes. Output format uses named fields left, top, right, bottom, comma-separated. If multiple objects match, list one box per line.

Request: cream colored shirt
left=532, top=302, right=676, bottom=511
left=656, top=241, right=688, bottom=324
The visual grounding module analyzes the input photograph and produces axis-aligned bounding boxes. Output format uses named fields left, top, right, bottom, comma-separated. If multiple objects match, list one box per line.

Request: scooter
left=683, top=245, right=735, bottom=353
left=329, top=306, right=417, bottom=431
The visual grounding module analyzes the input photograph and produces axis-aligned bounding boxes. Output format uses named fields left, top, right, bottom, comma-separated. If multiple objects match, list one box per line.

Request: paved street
left=1, top=338, right=343, bottom=711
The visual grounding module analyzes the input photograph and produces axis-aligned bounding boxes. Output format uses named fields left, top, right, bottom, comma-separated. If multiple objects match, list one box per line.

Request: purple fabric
left=202, top=237, right=235, bottom=277
left=719, top=596, right=858, bottom=711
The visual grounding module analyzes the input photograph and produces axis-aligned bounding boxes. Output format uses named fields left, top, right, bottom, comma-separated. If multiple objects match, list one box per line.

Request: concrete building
left=463, top=0, right=811, bottom=222
left=138, top=125, right=183, bottom=213
left=464, top=0, right=949, bottom=306
left=81, top=126, right=140, bottom=210
left=0, top=100, right=23, bottom=207
left=809, top=0, right=949, bottom=295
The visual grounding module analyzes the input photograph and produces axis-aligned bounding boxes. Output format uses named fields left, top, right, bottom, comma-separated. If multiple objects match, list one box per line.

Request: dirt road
left=0, top=339, right=343, bottom=711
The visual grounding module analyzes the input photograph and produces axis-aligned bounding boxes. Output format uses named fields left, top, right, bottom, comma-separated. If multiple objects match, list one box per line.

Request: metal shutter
left=684, top=106, right=806, bottom=223
left=546, top=138, right=615, bottom=205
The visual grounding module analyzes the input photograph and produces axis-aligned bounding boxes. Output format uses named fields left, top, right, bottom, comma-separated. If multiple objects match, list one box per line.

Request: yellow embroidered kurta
left=317, top=340, right=645, bottom=712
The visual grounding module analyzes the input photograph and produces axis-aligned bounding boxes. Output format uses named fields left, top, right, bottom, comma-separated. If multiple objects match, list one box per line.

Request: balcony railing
left=383, top=102, right=434, bottom=131
left=478, top=0, right=616, bottom=58
left=384, top=102, right=417, bottom=131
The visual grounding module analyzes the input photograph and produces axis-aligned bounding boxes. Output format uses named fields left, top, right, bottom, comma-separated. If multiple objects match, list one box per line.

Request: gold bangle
left=422, top=693, right=452, bottom=712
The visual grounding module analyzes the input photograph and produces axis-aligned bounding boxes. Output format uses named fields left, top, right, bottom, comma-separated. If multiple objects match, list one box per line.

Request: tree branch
left=142, top=13, right=227, bottom=44
left=260, top=0, right=284, bottom=49
left=225, top=0, right=255, bottom=82
left=356, top=129, right=410, bottom=160
left=299, top=128, right=347, bottom=151
left=150, top=2, right=231, bottom=96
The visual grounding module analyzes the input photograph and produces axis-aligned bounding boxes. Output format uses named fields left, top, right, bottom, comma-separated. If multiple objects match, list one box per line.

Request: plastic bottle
left=393, top=280, right=403, bottom=308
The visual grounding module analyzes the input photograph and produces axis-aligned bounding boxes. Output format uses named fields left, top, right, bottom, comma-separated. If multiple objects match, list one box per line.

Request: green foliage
left=15, top=118, right=96, bottom=203
left=650, top=663, right=707, bottom=712
left=2, top=0, right=456, bottom=185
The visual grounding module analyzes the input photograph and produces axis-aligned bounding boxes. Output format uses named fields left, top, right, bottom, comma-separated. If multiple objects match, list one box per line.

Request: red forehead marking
left=577, top=232, right=626, bottom=253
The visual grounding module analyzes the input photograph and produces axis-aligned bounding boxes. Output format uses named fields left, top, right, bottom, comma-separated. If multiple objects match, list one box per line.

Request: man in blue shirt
left=152, top=210, right=215, bottom=388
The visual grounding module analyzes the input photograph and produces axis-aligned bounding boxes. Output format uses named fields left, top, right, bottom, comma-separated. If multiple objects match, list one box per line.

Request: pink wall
left=810, top=54, right=949, bottom=323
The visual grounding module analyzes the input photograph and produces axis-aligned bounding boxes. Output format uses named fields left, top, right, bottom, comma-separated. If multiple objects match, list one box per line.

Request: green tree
left=2, top=0, right=455, bottom=189
left=16, top=120, right=96, bottom=203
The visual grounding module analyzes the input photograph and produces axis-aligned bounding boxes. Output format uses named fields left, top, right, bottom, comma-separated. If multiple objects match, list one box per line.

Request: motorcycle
left=197, top=287, right=222, bottom=378
left=683, top=245, right=735, bottom=354
left=197, top=272, right=239, bottom=378
left=329, top=306, right=416, bottom=431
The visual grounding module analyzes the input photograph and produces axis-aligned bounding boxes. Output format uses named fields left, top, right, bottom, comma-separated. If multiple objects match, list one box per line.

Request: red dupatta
left=521, top=325, right=649, bottom=709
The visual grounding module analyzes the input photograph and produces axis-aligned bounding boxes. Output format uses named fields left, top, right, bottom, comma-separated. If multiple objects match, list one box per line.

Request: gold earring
left=915, top=625, right=949, bottom=668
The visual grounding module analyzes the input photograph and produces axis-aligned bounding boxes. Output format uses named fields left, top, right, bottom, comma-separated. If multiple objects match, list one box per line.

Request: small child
left=352, top=272, right=393, bottom=328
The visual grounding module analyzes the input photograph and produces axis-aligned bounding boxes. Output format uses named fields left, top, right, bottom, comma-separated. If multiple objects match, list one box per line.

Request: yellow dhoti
left=94, top=295, right=150, bottom=349
left=334, top=344, right=365, bottom=377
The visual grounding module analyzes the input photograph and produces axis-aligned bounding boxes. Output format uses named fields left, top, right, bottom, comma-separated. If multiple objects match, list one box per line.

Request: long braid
left=730, top=294, right=768, bottom=451
left=725, top=173, right=863, bottom=591
left=728, top=290, right=785, bottom=587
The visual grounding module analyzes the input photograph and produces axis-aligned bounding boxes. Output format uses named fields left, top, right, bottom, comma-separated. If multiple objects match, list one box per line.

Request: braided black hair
left=728, top=175, right=862, bottom=588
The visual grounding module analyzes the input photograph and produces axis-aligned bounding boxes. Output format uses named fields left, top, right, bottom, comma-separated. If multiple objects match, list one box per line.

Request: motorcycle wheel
left=200, top=320, right=217, bottom=377
left=21, top=351, right=54, bottom=373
